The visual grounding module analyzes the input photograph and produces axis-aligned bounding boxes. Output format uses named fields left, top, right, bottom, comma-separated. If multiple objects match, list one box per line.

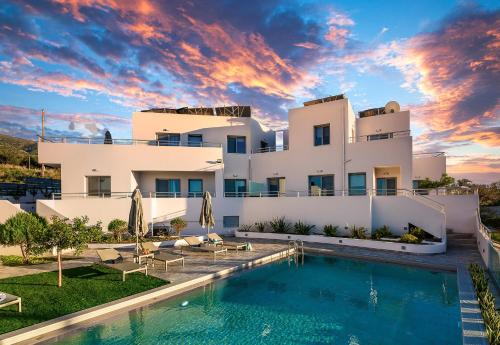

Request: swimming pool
left=46, top=255, right=461, bottom=344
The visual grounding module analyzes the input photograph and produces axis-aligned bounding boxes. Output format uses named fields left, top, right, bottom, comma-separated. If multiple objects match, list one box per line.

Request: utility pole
left=41, top=109, right=45, bottom=177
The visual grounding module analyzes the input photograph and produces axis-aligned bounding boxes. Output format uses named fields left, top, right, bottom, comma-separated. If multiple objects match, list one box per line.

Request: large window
left=157, top=133, right=180, bottom=146
left=188, top=179, right=203, bottom=197
left=308, top=175, right=334, bottom=196
left=87, top=176, right=111, bottom=197
left=188, top=134, right=203, bottom=147
left=227, top=136, right=246, bottom=153
left=224, top=179, right=247, bottom=197
left=376, top=177, right=397, bottom=196
left=156, top=179, right=180, bottom=197
left=314, top=124, right=330, bottom=146
left=348, top=173, right=366, bottom=196
left=223, top=216, right=239, bottom=228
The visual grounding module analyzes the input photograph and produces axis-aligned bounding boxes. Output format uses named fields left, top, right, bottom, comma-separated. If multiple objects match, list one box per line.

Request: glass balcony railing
left=38, top=136, right=222, bottom=148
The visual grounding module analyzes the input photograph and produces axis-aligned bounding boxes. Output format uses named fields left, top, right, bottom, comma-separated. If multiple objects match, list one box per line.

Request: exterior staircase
left=446, top=229, right=476, bottom=250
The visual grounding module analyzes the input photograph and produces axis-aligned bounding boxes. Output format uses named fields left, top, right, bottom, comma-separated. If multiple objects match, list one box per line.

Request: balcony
left=39, top=136, right=222, bottom=148
left=349, top=130, right=410, bottom=143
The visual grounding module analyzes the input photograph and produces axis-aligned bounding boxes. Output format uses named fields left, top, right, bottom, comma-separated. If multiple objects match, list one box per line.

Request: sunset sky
left=0, top=0, right=498, bottom=183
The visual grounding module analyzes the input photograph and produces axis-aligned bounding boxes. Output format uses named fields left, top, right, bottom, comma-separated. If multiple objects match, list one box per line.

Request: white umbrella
left=199, top=191, right=215, bottom=234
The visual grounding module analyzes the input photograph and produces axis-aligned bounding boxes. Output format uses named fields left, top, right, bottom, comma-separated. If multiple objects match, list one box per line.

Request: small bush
left=170, top=217, right=188, bottom=236
left=469, top=263, right=500, bottom=344
left=400, top=233, right=421, bottom=244
left=372, top=225, right=392, bottom=240
left=270, top=217, right=292, bottom=233
left=409, top=227, right=426, bottom=241
left=254, top=221, right=267, bottom=232
left=294, top=221, right=315, bottom=235
left=107, top=219, right=127, bottom=242
left=350, top=225, right=367, bottom=239
left=238, top=224, right=253, bottom=232
left=323, top=225, right=338, bottom=237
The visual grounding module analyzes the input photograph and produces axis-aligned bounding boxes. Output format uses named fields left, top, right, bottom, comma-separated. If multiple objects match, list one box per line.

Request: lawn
left=0, top=264, right=167, bottom=334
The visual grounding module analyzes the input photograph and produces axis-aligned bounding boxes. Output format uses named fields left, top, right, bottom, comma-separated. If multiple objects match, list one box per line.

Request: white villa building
left=36, top=95, right=479, bottom=253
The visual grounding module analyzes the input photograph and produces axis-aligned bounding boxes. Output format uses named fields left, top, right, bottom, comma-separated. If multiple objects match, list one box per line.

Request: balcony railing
left=413, top=152, right=445, bottom=158
left=251, top=145, right=289, bottom=154
left=349, top=130, right=410, bottom=143
left=52, top=191, right=215, bottom=199
left=39, top=136, right=222, bottom=148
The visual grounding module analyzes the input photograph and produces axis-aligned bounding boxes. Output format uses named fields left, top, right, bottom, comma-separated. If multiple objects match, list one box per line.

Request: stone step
left=447, top=233, right=474, bottom=239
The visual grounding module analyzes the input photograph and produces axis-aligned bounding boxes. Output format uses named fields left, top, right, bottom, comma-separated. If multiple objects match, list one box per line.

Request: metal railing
left=252, top=145, right=289, bottom=154
left=412, top=187, right=476, bottom=196
left=52, top=191, right=214, bottom=199
left=413, top=152, right=445, bottom=158
left=39, top=136, right=222, bottom=148
left=349, top=130, right=410, bottom=143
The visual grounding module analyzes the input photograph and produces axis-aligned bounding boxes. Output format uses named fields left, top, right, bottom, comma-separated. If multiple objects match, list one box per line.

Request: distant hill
left=0, top=134, right=59, bottom=183
left=0, top=133, right=38, bottom=166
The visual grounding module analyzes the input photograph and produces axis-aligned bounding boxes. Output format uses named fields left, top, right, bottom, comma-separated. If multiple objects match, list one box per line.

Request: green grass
left=0, top=264, right=167, bottom=334
left=491, top=231, right=500, bottom=243
left=0, top=255, right=77, bottom=267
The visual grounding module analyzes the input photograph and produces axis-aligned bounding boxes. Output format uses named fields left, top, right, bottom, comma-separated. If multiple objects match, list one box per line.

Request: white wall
left=355, top=111, right=410, bottom=138
left=413, top=156, right=446, bottom=181
left=0, top=200, right=23, bottom=223
left=428, top=195, right=479, bottom=233
left=372, top=196, right=445, bottom=238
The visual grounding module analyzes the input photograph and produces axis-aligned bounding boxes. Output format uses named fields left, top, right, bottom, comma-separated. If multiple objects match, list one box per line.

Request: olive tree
left=170, top=217, right=187, bottom=236
left=40, top=215, right=102, bottom=287
left=108, top=219, right=128, bottom=242
left=0, top=212, right=46, bottom=263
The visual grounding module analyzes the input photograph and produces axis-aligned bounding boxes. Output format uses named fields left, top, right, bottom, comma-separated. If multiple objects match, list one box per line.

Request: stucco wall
left=0, top=200, right=23, bottom=223
left=355, top=111, right=410, bottom=138
left=413, top=156, right=446, bottom=181
left=137, top=171, right=216, bottom=196
left=427, top=194, right=479, bottom=233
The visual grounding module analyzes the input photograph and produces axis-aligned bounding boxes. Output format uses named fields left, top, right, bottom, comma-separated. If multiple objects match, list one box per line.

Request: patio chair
left=96, top=248, right=148, bottom=282
left=183, top=236, right=227, bottom=261
left=207, top=233, right=247, bottom=253
left=140, top=242, right=185, bottom=271
left=0, top=292, right=21, bottom=312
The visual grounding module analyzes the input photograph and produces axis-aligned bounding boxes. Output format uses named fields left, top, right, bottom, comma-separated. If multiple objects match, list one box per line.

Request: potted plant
left=170, top=217, right=187, bottom=237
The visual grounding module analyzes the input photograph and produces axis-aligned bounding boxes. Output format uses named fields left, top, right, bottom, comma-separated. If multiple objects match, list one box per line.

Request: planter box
left=234, top=231, right=446, bottom=254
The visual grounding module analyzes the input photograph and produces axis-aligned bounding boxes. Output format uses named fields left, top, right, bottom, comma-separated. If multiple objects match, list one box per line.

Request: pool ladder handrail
left=288, top=240, right=304, bottom=266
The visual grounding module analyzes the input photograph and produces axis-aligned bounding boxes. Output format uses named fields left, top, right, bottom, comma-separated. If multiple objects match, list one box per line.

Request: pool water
left=48, top=255, right=461, bottom=345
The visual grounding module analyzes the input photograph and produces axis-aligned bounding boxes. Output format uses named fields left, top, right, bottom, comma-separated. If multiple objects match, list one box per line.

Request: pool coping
left=0, top=249, right=292, bottom=345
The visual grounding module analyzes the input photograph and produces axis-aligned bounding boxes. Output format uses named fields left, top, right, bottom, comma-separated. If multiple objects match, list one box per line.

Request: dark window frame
left=156, top=178, right=181, bottom=197
left=348, top=173, right=366, bottom=196
left=223, top=216, right=240, bottom=228
left=227, top=135, right=247, bottom=154
left=308, top=174, right=334, bottom=196
left=314, top=124, right=330, bottom=146
left=156, top=132, right=181, bottom=146
left=187, top=134, right=203, bottom=147
left=87, top=176, right=111, bottom=197
left=224, top=179, right=247, bottom=197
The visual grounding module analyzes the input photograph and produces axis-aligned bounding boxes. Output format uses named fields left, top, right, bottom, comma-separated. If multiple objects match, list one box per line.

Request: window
left=157, top=133, right=180, bottom=146
left=188, top=134, right=203, bottom=147
left=156, top=179, right=180, bottom=197
left=412, top=180, right=428, bottom=195
left=368, top=133, right=393, bottom=141
left=348, top=173, right=366, bottom=196
left=376, top=177, right=397, bottom=196
left=223, top=216, right=239, bottom=228
left=188, top=179, right=203, bottom=197
left=308, top=175, right=334, bottom=196
left=87, top=176, right=111, bottom=197
left=314, top=124, right=330, bottom=146
left=227, top=136, right=246, bottom=153
left=224, top=179, right=247, bottom=197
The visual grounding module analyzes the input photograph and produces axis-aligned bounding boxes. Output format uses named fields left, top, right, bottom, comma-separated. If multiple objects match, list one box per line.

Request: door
left=376, top=178, right=397, bottom=196
left=267, top=177, right=285, bottom=196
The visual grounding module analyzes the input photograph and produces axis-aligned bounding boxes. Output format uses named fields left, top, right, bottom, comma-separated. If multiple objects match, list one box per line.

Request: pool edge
left=0, top=249, right=292, bottom=345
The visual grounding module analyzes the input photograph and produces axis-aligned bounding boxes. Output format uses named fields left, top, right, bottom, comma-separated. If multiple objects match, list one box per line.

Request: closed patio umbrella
left=129, top=188, right=148, bottom=254
left=199, top=191, right=215, bottom=234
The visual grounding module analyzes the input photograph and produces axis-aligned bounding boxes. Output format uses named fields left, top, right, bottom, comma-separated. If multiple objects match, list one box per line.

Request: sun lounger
left=96, top=248, right=148, bottom=281
left=207, top=233, right=247, bottom=252
left=183, top=236, right=227, bottom=260
left=140, top=242, right=185, bottom=271
left=0, top=292, right=21, bottom=312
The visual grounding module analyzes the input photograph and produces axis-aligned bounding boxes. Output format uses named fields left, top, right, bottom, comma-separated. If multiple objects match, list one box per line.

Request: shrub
left=323, top=224, right=338, bottom=237
left=107, top=219, right=127, bottom=242
left=372, top=225, right=392, bottom=240
left=469, top=263, right=500, bottom=344
left=409, top=227, right=426, bottom=241
left=294, top=221, right=315, bottom=235
left=238, top=224, right=253, bottom=232
left=170, top=217, right=188, bottom=236
left=0, top=212, right=47, bottom=263
left=350, top=225, right=367, bottom=239
left=400, top=233, right=421, bottom=244
left=254, top=221, right=267, bottom=232
left=270, top=217, right=292, bottom=234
